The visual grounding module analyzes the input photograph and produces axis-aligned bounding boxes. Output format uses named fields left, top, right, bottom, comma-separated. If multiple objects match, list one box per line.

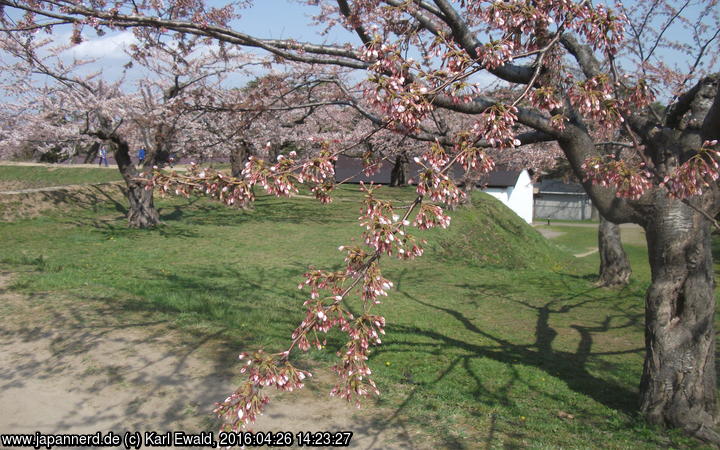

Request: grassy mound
left=428, top=191, right=570, bottom=269
left=0, top=182, right=126, bottom=221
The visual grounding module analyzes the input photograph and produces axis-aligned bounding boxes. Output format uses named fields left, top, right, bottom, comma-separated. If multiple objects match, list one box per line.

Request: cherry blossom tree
left=0, top=29, right=264, bottom=227
left=545, top=150, right=632, bottom=287
left=2, top=0, right=719, bottom=441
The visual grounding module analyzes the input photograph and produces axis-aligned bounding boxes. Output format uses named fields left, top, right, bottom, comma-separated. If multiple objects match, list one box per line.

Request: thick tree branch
left=560, top=33, right=602, bottom=79
left=336, top=0, right=372, bottom=45
left=701, top=75, right=720, bottom=142
left=385, top=0, right=443, bottom=37
left=665, top=74, right=720, bottom=135
left=430, top=94, right=559, bottom=136
left=556, top=125, right=641, bottom=224
left=0, top=0, right=370, bottom=69
left=430, top=0, right=535, bottom=84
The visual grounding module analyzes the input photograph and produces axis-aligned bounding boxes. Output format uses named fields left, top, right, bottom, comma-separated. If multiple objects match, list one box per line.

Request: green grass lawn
left=0, top=165, right=122, bottom=190
left=0, top=175, right=711, bottom=448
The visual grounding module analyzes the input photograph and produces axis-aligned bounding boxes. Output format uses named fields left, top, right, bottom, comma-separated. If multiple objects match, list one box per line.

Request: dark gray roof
left=537, top=178, right=587, bottom=194
left=334, top=155, right=522, bottom=187
left=478, top=170, right=522, bottom=188
left=334, top=155, right=395, bottom=184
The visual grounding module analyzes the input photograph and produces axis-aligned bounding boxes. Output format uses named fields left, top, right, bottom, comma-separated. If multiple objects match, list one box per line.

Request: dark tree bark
left=639, top=196, right=719, bottom=443
left=147, top=123, right=172, bottom=169
left=557, top=74, right=720, bottom=441
left=82, top=142, right=100, bottom=164
left=389, top=151, right=409, bottom=187
left=112, top=138, right=160, bottom=228
left=230, top=140, right=252, bottom=178
left=597, top=215, right=631, bottom=287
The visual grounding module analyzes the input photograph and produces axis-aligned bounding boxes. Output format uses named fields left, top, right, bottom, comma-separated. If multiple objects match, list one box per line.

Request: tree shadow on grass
left=75, top=265, right=311, bottom=351
left=365, top=268, right=645, bottom=447
left=33, top=183, right=129, bottom=214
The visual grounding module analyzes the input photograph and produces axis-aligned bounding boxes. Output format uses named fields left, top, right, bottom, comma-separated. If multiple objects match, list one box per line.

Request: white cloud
left=63, top=31, right=138, bottom=60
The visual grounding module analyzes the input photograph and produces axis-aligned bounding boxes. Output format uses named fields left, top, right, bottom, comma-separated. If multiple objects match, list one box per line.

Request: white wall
left=481, top=170, right=534, bottom=224
left=507, top=170, right=534, bottom=224
left=483, top=187, right=508, bottom=204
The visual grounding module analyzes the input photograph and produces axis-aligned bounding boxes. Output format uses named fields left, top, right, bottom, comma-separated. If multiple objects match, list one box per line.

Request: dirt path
left=0, top=182, right=123, bottom=196
left=534, top=223, right=645, bottom=257
left=0, top=272, right=430, bottom=449
left=0, top=161, right=188, bottom=171
left=0, top=161, right=120, bottom=169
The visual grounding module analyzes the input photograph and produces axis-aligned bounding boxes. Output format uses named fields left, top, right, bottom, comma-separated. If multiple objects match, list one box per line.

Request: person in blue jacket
left=98, top=147, right=109, bottom=167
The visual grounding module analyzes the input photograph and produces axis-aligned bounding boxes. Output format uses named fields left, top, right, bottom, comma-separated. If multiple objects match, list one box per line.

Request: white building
left=334, top=156, right=535, bottom=224
left=479, top=170, right=534, bottom=224
left=534, top=179, right=596, bottom=221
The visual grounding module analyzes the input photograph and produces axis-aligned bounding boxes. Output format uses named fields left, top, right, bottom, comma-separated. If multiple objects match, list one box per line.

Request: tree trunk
left=389, top=151, right=409, bottom=187
left=82, top=142, right=100, bottom=164
left=597, top=215, right=632, bottom=287
left=230, top=140, right=251, bottom=178
left=113, top=139, right=160, bottom=228
left=640, top=196, right=719, bottom=443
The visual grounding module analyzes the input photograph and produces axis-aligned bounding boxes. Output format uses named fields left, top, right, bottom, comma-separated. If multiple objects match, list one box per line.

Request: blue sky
left=51, top=1, right=361, bottom=86
left=10, top=1, right=719, bottom=96
left=66, top=1, right=358, bottom=62
left=232, top=1, right=356, bottom=43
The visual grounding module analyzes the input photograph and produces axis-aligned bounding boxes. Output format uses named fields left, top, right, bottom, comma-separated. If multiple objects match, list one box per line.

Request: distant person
left=168, top=153, right=175, bottom=168
left=137, top=147, right=146, bottom=165
left=98, top=147, right=109, bottom=167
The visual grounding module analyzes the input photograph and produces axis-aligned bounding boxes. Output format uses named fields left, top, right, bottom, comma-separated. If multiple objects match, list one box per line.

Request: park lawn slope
left=0, top=186, right=702, bottom=448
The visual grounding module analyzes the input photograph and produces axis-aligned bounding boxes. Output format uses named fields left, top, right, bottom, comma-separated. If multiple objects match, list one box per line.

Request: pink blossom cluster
left=440, top=39, right=475, bottom=75
left=357, top=184, right=423, bottom=259
left=574, top=2, right=626, bottom=56
left=292, top=300, right=355, bottom=349
left=625, top=79, right=655, bottom=110
left=529, top=86, right=563, bottom=113
left=421, top=142, right=450, bottom=169
left=300, top=269, right=348, bottom=301
left=661, top=141, right=720, bottom=199
left=361, top=262, right=393, bottom=303
left=329, top=313, right=385, bottom=405
left=366, top=76, right=434, bottom=130
left=151, top=163, right=255, bottom=208
left=415, top=165, right=464, bottom=206
left=297, top=147, right=337, bottom=185
left=153, top=146, right=338, bottom=207
left=359, top=35, right=395, bottom=63
left=454, top=137, right=497, bottom=174
left=480, top=0, right=557, bottom=38
left=237, top=351, right=311, bottom=391
left=478, top=0, right=626, bottom=57
left=550, top=114, right=568, bottom=131
left=361, top=38, right=435, bottom=130
left=472, top=104, right=521, bottom=149
left=338, top=245, right=370, bottom=276
left=359, top=186, right=399, bottom=255
left=568, top=75, right=624, bottom=128
left=214, top=381, right=269, bottom=431
left=413, top=204, right=452, bottom=230
left=475, top=40, right=515, bottom=71
left=582, top=155, right=653, bottom=200
left=361, top=150, right=383, bottom=177
left=214, top=351, right=310, bottom=431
